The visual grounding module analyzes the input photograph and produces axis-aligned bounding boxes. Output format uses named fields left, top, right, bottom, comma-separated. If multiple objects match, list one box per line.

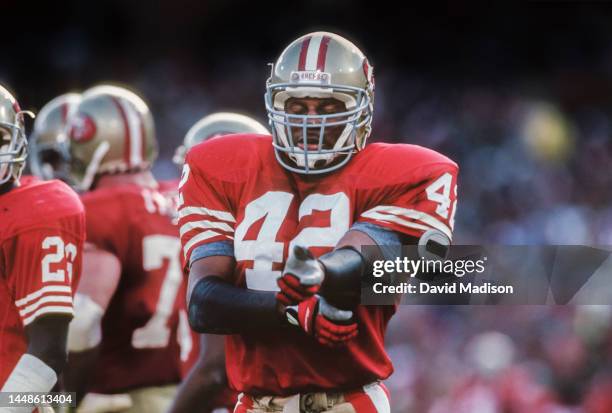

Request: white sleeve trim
left=178, top=206, right=236, bottom=223
left=179, top=219, right=234, bottom=239
left=22, top=306, right=74, bottom=327
left=19, top=295, right=73, bottom=317
left=361, top=205, right=453, bottom=240
left=14, top=285, right=72, bottom=307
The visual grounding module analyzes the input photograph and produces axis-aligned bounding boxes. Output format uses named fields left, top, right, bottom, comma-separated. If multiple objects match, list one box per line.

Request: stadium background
left=4, top=2, right=612, bottom=411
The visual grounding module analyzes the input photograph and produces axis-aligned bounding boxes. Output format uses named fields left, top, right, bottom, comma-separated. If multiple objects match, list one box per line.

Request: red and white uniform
left=0, top=177, right=85, bottom=386
left=178, top=135, right=459, bottom=396
left=81, top=183, right=191, bottom=393
left=159, top=177, right=200, bottom=377
left=158, top=179, right=180, bottom=216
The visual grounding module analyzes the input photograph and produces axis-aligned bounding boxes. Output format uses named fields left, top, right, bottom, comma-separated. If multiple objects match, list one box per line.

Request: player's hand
left=276, top=245, right=325, bottom=306
left=285, top=295, right=358, bottom=347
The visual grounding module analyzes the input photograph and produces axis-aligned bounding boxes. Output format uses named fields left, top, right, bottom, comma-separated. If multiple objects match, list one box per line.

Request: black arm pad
left=318, top=247, right=366, bottom=310
left=188, top=276, right=284, bottom=334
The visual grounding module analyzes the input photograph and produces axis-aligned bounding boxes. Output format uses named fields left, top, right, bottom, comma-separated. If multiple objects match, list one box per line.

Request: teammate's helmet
left=67, top=85, right=157, bottom=191
left=29, top=93, right=81, bottom=182
left=0, top=85, right=34, bottom=186
left=173, top=112, right=269, bottom=165
left=265, top=31, right=374, bottom=174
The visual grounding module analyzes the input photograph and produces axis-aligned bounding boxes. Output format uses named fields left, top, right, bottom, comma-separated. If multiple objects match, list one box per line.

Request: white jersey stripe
left=119, top=99, right=143, bottom=166
left=15, top=285, right=72, bottom=307
left=179, top=206, right=236, bottom=223
left=19, top=295, right=73, bottom=317
left=361, top=205, right=453, bottom=239
left=305, top=34, right=323, bottom=71
left=363, top=383, right=391, bottom=413
left=180, top=220, right=234, bottom=239
left=22, top=306, right=74, bottom=326
left=361, top=210, right=434, bottom=235
left=183, top=230, right=234, bottom=259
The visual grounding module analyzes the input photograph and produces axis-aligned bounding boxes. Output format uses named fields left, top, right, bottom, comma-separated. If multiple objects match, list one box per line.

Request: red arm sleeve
left=177, top=158, right=236, bottom=269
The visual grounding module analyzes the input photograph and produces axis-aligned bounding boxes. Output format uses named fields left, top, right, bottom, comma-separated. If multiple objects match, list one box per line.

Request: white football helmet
left=0, top=85, right=34, bottom=186
left=67, top=85, right=157, bottom=191
left=173, top=112, right=269, bottom=165
left=29, top=93, right=81, bottom=182
left=265, top=31, right=374, bottom=174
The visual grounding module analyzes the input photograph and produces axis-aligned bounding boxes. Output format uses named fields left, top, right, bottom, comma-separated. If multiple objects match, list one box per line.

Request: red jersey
left=159, top=177, right=200, bottom=378
left=178, top=135, right=458, bottom=395
left=158, top=178, right=179, bottom=194
left=158, top=178, right=180, bottom=217
left=0, top=177, right=85, bottom=385
left=81, top=183, right=191, bottom=393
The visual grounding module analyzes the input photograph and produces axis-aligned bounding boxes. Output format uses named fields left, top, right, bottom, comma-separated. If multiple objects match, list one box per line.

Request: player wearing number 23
left=60, top=85, right=192, bottom=412
left=0, top=85, right=86, bottom=396
left=179, top=33, right=458, bottom=413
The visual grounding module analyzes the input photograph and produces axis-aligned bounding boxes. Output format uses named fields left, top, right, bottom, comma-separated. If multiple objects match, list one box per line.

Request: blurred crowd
left=386, top=305, right=612, bottom=412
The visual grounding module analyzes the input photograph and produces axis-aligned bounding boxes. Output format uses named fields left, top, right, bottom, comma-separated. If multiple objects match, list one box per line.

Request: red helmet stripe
left=60, top=103, right=69, bottom=123
left=362, top=58, right=373, bottom=82
left=316, top=35, right=331, bottom=71
left=298, top=37, right=311, bottom=71
left=111, top=96, right=131, bottom=168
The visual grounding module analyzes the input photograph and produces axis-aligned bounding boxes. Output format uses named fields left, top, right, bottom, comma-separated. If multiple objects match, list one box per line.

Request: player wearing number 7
left=57, top=85, right=192, bottom=412
left=0, top=85, right=86, bottom=403
left=179, top=32, right=458, bottom=413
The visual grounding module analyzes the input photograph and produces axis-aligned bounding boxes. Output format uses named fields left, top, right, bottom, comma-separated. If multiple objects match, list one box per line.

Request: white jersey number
left=234, top=191, right=350, bottom=290
left=131, top=235, right=182, bottom=349
left=425, top=172, right=456, bottom=221
left=42, top=236, right=78, bottom=283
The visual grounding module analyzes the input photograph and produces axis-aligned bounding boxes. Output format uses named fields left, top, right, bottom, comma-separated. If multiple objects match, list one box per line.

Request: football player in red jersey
left=178, top=32, right=459, bottom=412
left=61, top=85, right=192, bottom=412
left=167, top=112, right=269, bottom=413
left=0, top=85, right=86, bottom=402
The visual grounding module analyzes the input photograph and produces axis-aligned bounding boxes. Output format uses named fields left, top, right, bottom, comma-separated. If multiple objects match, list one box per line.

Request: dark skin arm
left=25, top=315, right=71, bottom=376
left=186, top=255, right=285, bottom=334
left=167, top=334, right=228, bottom=413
